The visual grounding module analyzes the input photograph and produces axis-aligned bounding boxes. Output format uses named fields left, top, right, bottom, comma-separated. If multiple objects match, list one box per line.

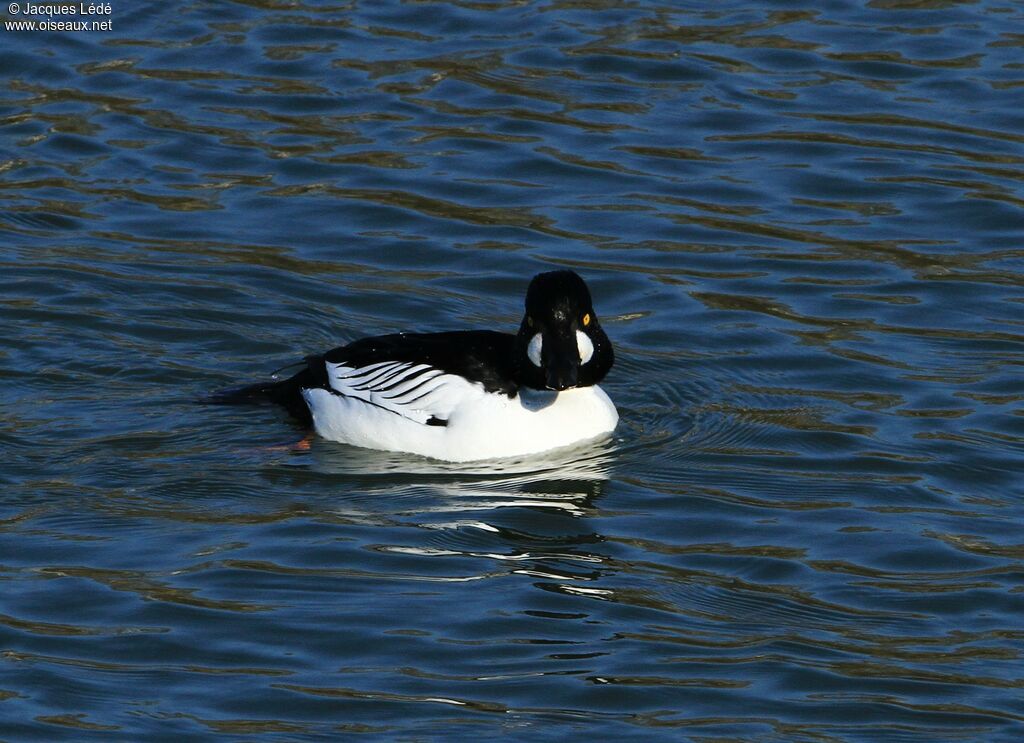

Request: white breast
left=302, top=379, right=618, bottom=462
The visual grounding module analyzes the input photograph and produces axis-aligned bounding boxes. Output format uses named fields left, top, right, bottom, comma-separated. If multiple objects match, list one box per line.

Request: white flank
left=319, top=361, right=474, bottom=424
left=301, top=360, right=618, bottom=462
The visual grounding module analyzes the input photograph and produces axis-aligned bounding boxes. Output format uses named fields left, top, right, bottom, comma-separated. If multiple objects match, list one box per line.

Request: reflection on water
left=302, top=436, right=616, bottom=516
left=3, top=0, right=1024, bottom=740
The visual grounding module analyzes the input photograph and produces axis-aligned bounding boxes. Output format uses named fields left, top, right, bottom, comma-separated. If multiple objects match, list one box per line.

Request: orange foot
left=265, top=434, right=313, bottom=452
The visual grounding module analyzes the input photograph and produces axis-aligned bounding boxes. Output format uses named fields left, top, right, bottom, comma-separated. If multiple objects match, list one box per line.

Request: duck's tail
left=206, top=358, right=323, bottom=425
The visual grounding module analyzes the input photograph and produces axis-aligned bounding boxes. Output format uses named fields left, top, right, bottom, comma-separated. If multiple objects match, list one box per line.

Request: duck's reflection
left=299, top=434, right=617, bottom=518
left=274, top=436, right=620, bottom=603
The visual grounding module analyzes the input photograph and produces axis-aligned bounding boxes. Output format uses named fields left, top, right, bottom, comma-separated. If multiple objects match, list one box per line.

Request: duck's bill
left=544, top=331, right=580, bottom=391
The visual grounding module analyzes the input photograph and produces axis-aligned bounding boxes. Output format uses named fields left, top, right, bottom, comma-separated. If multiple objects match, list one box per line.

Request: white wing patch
left=321, top=360, right=478, bottom=425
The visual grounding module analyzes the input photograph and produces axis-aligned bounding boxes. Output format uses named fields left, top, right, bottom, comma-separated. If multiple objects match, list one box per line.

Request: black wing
left=209, top=330, right=521, bottom=425
left=316, top=330, right=520, bottom=397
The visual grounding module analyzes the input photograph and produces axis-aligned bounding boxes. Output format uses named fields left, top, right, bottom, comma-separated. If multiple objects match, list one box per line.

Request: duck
left=217, top=270, right=617, bottom=462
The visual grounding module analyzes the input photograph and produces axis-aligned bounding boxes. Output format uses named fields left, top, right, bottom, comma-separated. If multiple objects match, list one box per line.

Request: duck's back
left=316, top=330, right=519, bottom=397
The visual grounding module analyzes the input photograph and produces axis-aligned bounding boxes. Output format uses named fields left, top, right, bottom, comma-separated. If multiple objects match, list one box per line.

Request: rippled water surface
left=3, top=1, right=1024, bottom=740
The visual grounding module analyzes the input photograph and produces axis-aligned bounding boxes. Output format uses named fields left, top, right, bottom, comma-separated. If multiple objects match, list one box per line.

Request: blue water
left=2, top=1, right=1024, bottom=740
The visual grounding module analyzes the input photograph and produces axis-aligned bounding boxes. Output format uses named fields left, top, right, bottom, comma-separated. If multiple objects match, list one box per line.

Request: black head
left=514, top=270, right=614, bottom=391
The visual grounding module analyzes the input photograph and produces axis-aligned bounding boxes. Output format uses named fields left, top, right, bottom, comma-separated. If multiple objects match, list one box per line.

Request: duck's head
left=515, top=270, right=614, bottom=391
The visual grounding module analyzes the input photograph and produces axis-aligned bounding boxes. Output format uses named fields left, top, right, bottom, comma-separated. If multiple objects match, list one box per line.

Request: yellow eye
left=582, top=313, right=591, bottom=327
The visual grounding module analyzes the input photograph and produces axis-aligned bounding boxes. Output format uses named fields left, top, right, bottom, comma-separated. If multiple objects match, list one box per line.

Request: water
left=2, top=1, right=1024, bottom=740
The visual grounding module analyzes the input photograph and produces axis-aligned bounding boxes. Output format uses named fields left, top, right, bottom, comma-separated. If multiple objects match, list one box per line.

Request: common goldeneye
left=219, top=270, right=617, bottom=462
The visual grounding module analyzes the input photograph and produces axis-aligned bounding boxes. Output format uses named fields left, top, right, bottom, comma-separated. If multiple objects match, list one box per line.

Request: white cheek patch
left=528, top=333, right=543, bottom=367
left=576, top=330, right=594, bottom=364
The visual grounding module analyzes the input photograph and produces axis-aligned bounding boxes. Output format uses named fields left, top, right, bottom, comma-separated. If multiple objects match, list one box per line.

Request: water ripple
left=2, top=0, right=1024, bottom=740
